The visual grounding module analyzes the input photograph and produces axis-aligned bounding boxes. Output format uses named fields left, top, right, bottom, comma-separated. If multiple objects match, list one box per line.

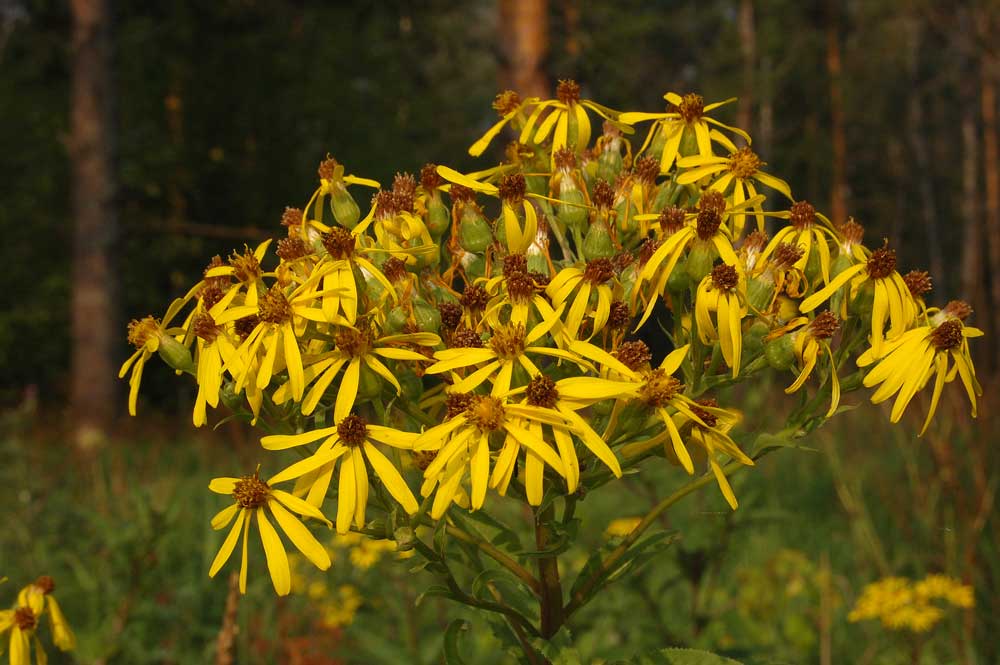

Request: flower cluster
left=848, top=574, right=974, bottom=632
left=123, top=81, right=983, bottom=596
left=0, top=576, right=74, bottom=665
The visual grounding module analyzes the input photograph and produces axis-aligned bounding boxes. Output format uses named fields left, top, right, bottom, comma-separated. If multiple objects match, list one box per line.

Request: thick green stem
left=534, top=503, right=564, bottom=638
left=443, top=523, right=542, bottom=596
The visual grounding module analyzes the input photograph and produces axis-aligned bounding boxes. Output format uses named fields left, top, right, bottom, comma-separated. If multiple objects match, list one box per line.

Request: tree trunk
left=981, top=47, right=1000, bottom=375
left=961, top=70, right=986, bottom=346
left=737, top=0, right=755, bottom=146
left=70, top=0, right=117, bottom=449
left=826, top=0, right=848, bottom=225
left=907, top=86, right=944, bottom=285
left=499, top=0, right=549, bottom=98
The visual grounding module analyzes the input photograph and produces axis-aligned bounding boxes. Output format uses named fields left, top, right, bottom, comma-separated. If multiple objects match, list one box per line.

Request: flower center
left=903, top=270, right=932, bottom=299
left=489, top=324, right=526, bottom=359
left=421, top=162, right=444, bottom=190
left=234, top=315, right=260, bottom=341
left=337, top=414, right=369, bottom=447
left=634, top=157, right=660, bottom=185
left=498, top=174, right=527, bottom=205
left=193, top=311, right=222, bottom=343
left=258, top=286, right=293, bottom=324
left=554, top=148, right=577, bottom=172
left=34, top=576, right=55, bottom=595
left=322, top=227, right=356, bottom=259
left=127, top=316, right=160, bottom=349
left=615, top=340, right=652, bottom=371
left=506, top=272, right=537, bottom=303
left=690, top=399, right=719, bottom=428
left=696, top=208, right=723, bottom=240
left=584, top=257, right=615, bottom=284
left=493, top=90, right=522, bottom=116
left=942, top=300, right=973, bottom=321
left=638, top=368, right=683, bottom=407
left=461, top=284, right=489, bottom=312
left=465, top=395, right=506, bottom=432
left=771, top=242, right=805, bottom=270
left=710, top=264, right=739, bottom=291
left=526, top=375, right=559, bottom=408
left=280, top=206, right=303, bottom=228
left=591, top=179, right=615, bottom=210
left=608, top=301, right=632, bottom=329
left=789, top=201, right=816, bottom=229
left=336, top=327, right=371, bottom=357
left=556, top=79, right=581, bottom=105
left=807, top=311, right=840, bottom=339
left=930, top=319, right=963, bottom=351
left=450, top=328, right=484, bottom=349
left=13, top=607, right=36, bottom=631
left=658, top=206, right=687, bottom=236
left=445, top=392, right=476, bottom=418
left=677, top=93, right=705, bottom=123
left=233, top=473, right=270, bottom=509
left=276, top=237, right=309, bottom=261
left=229, top=246, right=262, bottom=283
left=866, top=243, right=897, bottom=280
left=438, top=302, right=463, bottom=331
left=727, top=147, right=763, bottom=179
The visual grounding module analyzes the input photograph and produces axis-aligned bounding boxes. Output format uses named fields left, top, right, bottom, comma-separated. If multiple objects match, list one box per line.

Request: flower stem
left=534, top=502, right=565, bottom=638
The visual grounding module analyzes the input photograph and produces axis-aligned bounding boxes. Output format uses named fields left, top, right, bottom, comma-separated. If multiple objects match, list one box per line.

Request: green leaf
left=443, top=619, right=470, bottom=665
left=630, top=647, right=744, bottom=665
left=415, top=584, right=452, bottom=606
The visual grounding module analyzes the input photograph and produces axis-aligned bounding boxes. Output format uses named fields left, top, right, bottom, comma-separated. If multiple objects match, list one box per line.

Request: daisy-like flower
left=695, top=264, right=748, bottom=378
left=800, top=241, right=917, bottom=359
left=467, top=90, right=538, bottom=157
left=746, top=240, right=807, bottom=313
left=545, top=258, right=619, bottom=342
left=682, top=400, right=754, bottom=510
left=203, top=240, right=272, bottom=309
left=208, top=469, right=332, bottom=596
left=261, top=414, right=420, bottom=532
left=766, top=311, right=842, bottom=417
left=301, top=156, right=380, bottom=233
left=415, top=393, right=566, bottom=517
left=619, top=92, right=749, bottom=173
left=0, top=604, right=41, bottom=665
left=315, top=225, right=397, bottom=326
left=189, top=309, right=245, bottom=427
left=425, top=315, right=583, bottom=396
left=676, top=146, right=792, bottom=236
left=284, top=321, right=438, bottom=418
left=15, top=577, right=74, bottom=652
left=119, top=299, right=192, bottom=416
left=496, top=375, right=623, bottom=498
left=517, top=79, right=623, bottom=161
left=232, top=281, right=330, bottom=404
left=481, top=255, right=560, bottom=328
left=857, top=301, right=983, bottom=434
left=760, top=201, right=837, bottom=286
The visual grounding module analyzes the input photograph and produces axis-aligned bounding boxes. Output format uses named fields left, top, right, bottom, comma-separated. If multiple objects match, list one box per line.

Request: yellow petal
left=268, top=499, right=331, bottom=570
left=365, top=443, right=418, bottom=513
left=209, top=509, right=245, bottom=578
left=257, top=510, right=291, bottom=595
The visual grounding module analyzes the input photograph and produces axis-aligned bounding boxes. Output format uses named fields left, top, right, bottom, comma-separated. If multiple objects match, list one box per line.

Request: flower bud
left=157, top=335, right=194, bottom=373
left=678, top=126, right=699, bottom=160
left=426, top=195, right=450, bottom=238
left=557, top=188, right=588, bottom=230
left=412, top=300, right=441, bottom=333
left=384, top=306, right=409, bottom=335
left=583, top=221, right=615, bottom=260
left=330, top=186, right=361, bottom=229
left=764, top=333, right=796, bottom=370
left=596, top=149, right=623, bottom=184
left=686, top=243, right=716, bottom=283
left=848, top=280, right=874, bottom=318
left=742, top=320, right=769, bottom=361
left=394, top=526, right=416, bottom=551
left=525, top=174, right=548, bottom=197
left=357, top=363, right=383, bottom=400
left=666, top=257, right=691, bottom=293
left=746, top=277, right=775, bottom=312
left=458, top=208, right=493, bottom=253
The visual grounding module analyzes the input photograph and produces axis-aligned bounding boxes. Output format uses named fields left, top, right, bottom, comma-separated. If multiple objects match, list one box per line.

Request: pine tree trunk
left=70, top=0, right=117, bottom=448
left=737, top=0, right=755, bottom=146
left=826, top=0, right=848, bottom=225
left=981, top=48, right=1000, bottom=375
left=500, top=0, right=549, bottom=98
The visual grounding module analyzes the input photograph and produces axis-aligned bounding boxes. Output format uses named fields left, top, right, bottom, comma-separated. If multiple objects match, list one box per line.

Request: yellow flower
left=800, top=242, right=916, bottom=359
left=261, top=415, right=419, bottom=532
left=767, top=311, right=842, bottom=418
left=762, top=201, right=837, bottom=286
left=467, top=90, right=538, bottom=157
left=620, top=92, right=749, bottom=173
left=279, top=322, right=437, bottom=419
left=202, top=240, right=273, bottom=309
left=695, top=264, right=748, bottom=378
left=313, top=225, right=398, bottom=326
left=676, top=147, right=792, bottom=236
left=426, top=316, right=586, bottom=396
left=857, top=302, right=982, bottom=434
left=16, top=577, right=74, bottom=652
left=0, top=606, right=40, bottom=665
left=545, top=259, right=620, bottom=342
left=118, top=297, right=191, bottom=416
left=515, top=79, right=623, bottom=161
left=189, top=310, right=244, bottom=427
left=415, top=393, right=567, bottom=516
left=208, top=469, right=332, bottom=595
left=300, top=156, right=380, bottom=233
left=683, top=400, right=753, bottom=510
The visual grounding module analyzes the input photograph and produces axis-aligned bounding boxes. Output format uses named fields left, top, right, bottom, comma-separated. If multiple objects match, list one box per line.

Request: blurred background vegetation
left=1, top=0, right=997, bottom=663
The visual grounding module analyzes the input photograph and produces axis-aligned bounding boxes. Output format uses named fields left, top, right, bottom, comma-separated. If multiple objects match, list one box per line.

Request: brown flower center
left=727, top=147, right=763, bottom=179
left=903, top=270, right=933, bottom=298
left=506, top=272, right=537, bottom=303
left=942, top=300, right=973, bottom=321
left=322, top=227, right=356, bottom=259
left=638, top=368, right=683, bottom=407
left=233, top=473, right=270, bottom=509
left=337, top=414, right=369, bottom=447
left=280, top=207, right=303, bottom=228
left=420, top=163, right=444, bottom=190
left=318, top=156, right=340, bottom=181
left=789, top=201, right=816, bottom=229
left=438, top=302, right=463, bottom=331
left=276, top=237, right=309, bottom=261
left=451, top=328, right=484, bottom=349
left=841, top=220, right=865, bottom=247
left=449, top=184, right=475, bottom=204
left=634, top=157, right=660, bottom=185
left=503, top=254, right=527, bottom=277
left=382, top=257, right=408, bottom=283
left=335, top=327, right=371, bottom=357
left=461, top=284, right=489, bottom=311
left=658, top=206, right=687, bottom=236
left=466, top=395, right=507, bottom=431
left=710, top=264, right=739, bottom=291
left=677, top=93, right=705, bottom=123
left=930, top=319, right=963, bottom=351
left=412, top=450, right=438, bottom=471
left=193, top=311, right=222, bottom=343
left=234, top=315, right=260, bottom=341
left=698, top=191, right=726, bottom=215
left=13, top=607, right=36, bottom=631
left=526, top=375, right=559, bottom=408
left=696, top=208, right=723, bottom=240
left=608, top=301, right=631, bottom=329
left=584, top=257, right=615, bottom=284
left=807, top=311, right=840, bottom=339
left=866, top=243, right=897, bottom=280
left=258, top=286, right=292, bottom=324
left=554, top=148, right=577, bottom=171
left=615, top=340, right=652, bottom=371
left=489, top=324, right=526, bottom=359
left=34, top=576, right=55, bottom=595
left=493, top=90, right=522, bottom=116
left=772, top=242, right=805, bottom=270
left=556, top=79, right=581, bottom=105
left=690, top=399, right=719, bottom=428
left=445, top=392, right=476, bottom=418
left=229, top=246, right=262, bottom=283
left=498, top=174, right=527, bottom=205
left=592, top=179, right=615, bottom=209
left=127, top=316, right=160, bottom=349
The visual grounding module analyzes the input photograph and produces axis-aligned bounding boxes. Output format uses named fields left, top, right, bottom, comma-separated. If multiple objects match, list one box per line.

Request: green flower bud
left=458, top=209, right=493, bottom=253
left=648, top=128, right=667, bottom=163
left=394, top=526, right=416, bottom=551
left=583, top=222, right=615, bottom=260
left=330, top=186, right=361, bottom=229
left=384, top=306, right=409, bottom=335
left=650, top=182, right=675, bottom=214
left=686, top=243, right=716, bottom=283
left=219, top=380, right=243, bottom=411
left=426, top=195, right=450, bottom=238
left=742, top=320, right=769, bottom=362
left=596, top=149, right=623, bottom=184
left=746, top=277, right=775, bottom=312
left=764, top=333, right=796, bottom=370
left=804, top=248, right=823, bottom=286
left=463, top=254, right=486, bottom=280
left=157, top=335, right=194, bottom=373
left=557, top=187, right=588, bottom=230
left=357, top=362, right=382, bottom=400
left=525, top=174, right=548, bottom=197
left=678, top=126, right=699, bottom=160
left=527, top=253, right=548, bottom=275
left=667, top=256, right=691, bottom=293
left=397, top=369, right=423, bottom=401
left=413, top=300, right=441, bottom=333
left=848, top=280, right=875, bottom=318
